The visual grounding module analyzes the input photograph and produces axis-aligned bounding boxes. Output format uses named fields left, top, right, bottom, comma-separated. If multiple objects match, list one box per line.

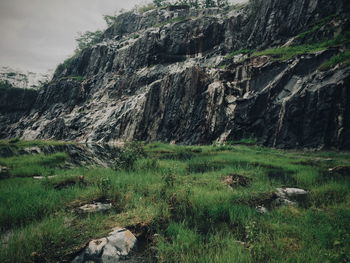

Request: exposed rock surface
left=256, top=187, right=308, bottom=212
left=273, top=187, right=308, bottom=206
left=78, top=202, right=113, bottom=213
left=72, top=227, right=137, bottom=263
left=1, top=0, right=349, bottom=149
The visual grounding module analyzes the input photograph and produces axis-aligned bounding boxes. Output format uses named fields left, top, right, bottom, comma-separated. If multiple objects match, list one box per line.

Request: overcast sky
left=0, top=0, right=245, bottom=73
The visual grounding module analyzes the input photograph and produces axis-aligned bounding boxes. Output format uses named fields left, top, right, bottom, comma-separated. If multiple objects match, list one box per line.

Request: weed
left=162, top=167, right=176, bottom=188
left=319, top=49, right=350, bottom=70
left=97, top=177, right=112, bottom=199
left=113, top=142, right=145, bottom=170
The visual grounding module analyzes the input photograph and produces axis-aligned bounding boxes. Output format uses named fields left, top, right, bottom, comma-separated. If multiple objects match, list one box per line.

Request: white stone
left=71, top=227, right=136, bottom=263
left=256, top=205, right=268, bottom=214
left=87, top=238, right=108, bottom=256
left=79, top=203, right=113, bottom=213
left=107, top=228, right=137, bottom=256
left=101, top=244, right=120, bottom=263
left=276, top=188, right=308, bottom=199
left=33, top=175, right=57, bottom=180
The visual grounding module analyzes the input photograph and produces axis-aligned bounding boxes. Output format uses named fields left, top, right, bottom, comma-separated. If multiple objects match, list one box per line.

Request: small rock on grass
left=78, top=202, right=113, bottom=213
left=328, top=166, right=350, bottom=176
left=0, top=166, right=10, bottom=178
left=33, top=175, right=57, bottom=180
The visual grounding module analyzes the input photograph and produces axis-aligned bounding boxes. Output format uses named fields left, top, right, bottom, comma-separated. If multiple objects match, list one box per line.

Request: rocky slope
left=1, top=0, right=349, bottom=149
left=0, top=66, right=51, bottom=90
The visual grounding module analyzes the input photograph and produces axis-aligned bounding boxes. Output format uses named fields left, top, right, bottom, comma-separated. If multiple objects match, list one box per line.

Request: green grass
left=0, top=140, right=349, bottom=262
left=55, top=55, right=77, bottom=76
left=0, top=152, right=68, bottom=177
left=295, top=14, right=337, bottom=40
left=155, top=17, right=188, bottom=27
left=225, top=49, right=253, bottom=59
left=319, top=49, right=350, bottom=70
left=0, top=139, right=70, bottom=151
left=252, top=32, right=350, bottom=61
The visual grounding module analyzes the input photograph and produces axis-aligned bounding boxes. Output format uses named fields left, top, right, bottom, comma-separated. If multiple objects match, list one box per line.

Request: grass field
left=0, top=140, right=349, bottom=263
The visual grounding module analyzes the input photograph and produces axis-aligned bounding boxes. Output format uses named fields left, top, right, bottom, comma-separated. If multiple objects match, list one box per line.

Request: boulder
left=273, top=188, right=308, bottom=207
left=72, top=227, right=137, bottom=263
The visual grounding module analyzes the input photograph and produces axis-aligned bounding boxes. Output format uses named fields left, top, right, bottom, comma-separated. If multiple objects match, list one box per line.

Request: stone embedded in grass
left=256, top=188, right=308, bottom=212
left=276, top=188, right=308, bottom=198
left=273, top=188, right=308, bottom=206
left=328, top=166, right=350, bottom=176
left=78, top=202, right=113, bottom=213
left=33, top=175, right=57, bottom=180
left=72, top=227, right=137, bottom=263
left=0, top=166, right=9, bottom=178
left=256, top=205, right=268, bottom=214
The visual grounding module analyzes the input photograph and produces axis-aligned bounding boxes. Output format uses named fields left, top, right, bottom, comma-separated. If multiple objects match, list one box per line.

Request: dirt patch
left=223, top=174, right=252, bottom=188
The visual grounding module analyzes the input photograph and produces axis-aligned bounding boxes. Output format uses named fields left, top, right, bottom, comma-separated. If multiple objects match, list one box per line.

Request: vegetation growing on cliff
left=252, top=32, right=350, bottom=61
left=153, top=0, right=229, bottom=8
left=0, top=140, right=349, bottom=262
left=0, top=80, right=13, bottom=90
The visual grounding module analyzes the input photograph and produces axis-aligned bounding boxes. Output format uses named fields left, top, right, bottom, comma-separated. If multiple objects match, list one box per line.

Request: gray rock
left=273, top=188, right=308, bottom=207
left=72, top=227, right=136, bottom=263
left=276, top=188, right=308, bottom=199
left=1, top=0, right=349, bottom=150
left=78, top=202, right=113, bottom=213
left=86, top=237, right=108, bottom=257
left=33, top=175, right=57, bottom=180
left=256, top=205, right=268, bottom=214
left=101, top=244, right=119, bottom=263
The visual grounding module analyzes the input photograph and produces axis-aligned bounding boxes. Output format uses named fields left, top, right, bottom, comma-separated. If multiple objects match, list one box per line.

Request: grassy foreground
left=0, top=140, right=349, bottom=263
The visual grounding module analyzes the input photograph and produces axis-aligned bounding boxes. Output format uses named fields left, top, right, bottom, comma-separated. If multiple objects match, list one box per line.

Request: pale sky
left=0, top=0, right=245, bottom=73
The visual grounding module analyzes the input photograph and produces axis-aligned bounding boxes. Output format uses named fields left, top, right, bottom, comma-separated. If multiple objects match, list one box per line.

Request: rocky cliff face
left=1, top=0, right=349, bottom=149
left=0, top=66, right=51, bottom=90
